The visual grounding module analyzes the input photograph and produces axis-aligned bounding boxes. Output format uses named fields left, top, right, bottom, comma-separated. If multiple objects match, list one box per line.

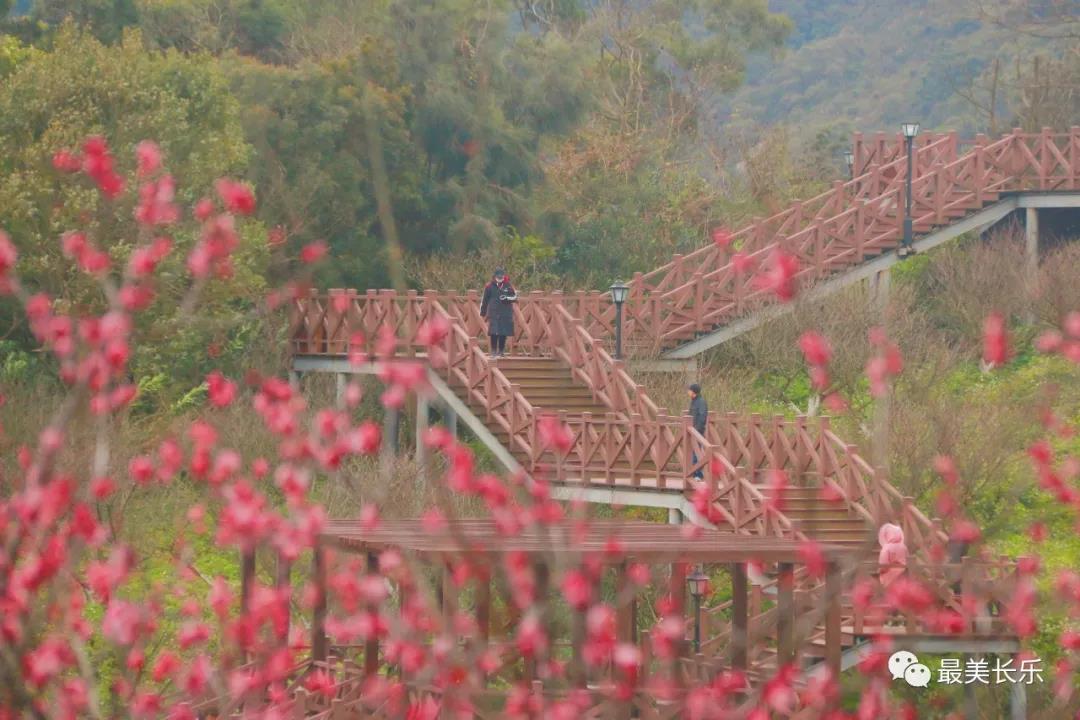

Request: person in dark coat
left=480, top=268, right=518, bottom=358
left=688, top=383, right=708, bottom=478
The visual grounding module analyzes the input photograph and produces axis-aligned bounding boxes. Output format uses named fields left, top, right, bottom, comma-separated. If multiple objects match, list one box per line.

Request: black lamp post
left=843, top=149, right=854, bottom=180
left=687, top=566, right=709, bottom=653
left=900, top=122, right=920, bottom=257
left=609, top=281, right=629, bottom=359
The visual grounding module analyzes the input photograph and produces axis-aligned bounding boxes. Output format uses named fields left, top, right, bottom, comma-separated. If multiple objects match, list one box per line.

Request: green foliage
left=0, top=32, right=32, bottom=74
left=0, top=24, right=267, bottom=407
left=136, top=0, right=289, bottom=61
left=32, top=0, right=139, bottom=43
left=225, top=46, right=422, bottom=289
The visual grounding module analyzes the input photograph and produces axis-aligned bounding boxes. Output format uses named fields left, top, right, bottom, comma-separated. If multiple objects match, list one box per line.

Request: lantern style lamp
left=900, top=122, right=921, bottom=257
left=687, top=566, right=709, bottom=653
left=843, top=149, right=855, bottom=179
left=609, top=281, right=630, bottom=359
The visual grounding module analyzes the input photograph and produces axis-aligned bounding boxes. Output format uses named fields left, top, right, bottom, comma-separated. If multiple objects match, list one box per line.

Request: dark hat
left=493, top=267, right=506, bottom=279
left=688, top=383, right=701, bottom=394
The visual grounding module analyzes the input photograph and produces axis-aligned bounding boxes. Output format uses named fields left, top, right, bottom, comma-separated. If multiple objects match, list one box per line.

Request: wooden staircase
left=767, top=486, right=872, bottom=548
left=441, top=354, right=685, bottom=488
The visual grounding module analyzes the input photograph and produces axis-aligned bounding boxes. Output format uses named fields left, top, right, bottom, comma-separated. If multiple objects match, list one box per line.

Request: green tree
left=136, top=0, right=289, bottom=62
left=226, top=43, right=424, bottom=289
left=32, top=0, right=139, bottom=43
left=0, top=25, right=266, bottom=406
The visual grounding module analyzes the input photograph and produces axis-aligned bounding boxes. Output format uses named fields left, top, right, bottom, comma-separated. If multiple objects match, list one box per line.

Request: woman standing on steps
left=480, top=267, right=518, bottom=359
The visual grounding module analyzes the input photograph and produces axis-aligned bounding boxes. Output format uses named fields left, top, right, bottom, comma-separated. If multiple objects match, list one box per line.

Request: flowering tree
left=2, top=136, right=1080, bottom=720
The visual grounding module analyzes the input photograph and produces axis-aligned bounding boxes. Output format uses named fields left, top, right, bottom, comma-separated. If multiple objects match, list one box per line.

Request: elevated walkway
left=284, top=126, right=1075, bottom=687
left=666, top=190, right=1080, bottom=357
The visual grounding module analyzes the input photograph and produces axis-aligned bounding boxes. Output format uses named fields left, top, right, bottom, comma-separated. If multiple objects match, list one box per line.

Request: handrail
left=281, top=129, right=1075, bottom=641
left=616, top=128, right=1080, bottom=352
left=634, top=132, right=964, bottom=290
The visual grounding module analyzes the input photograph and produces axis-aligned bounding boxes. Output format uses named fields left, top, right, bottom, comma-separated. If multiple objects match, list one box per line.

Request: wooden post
left=730, top=562, right=748, bottom=671
left=825, top=561, right=842, bottom=677
left=380, top=403, right=400, bottom=476
left=777, top=563, right=794, bottom=667
left=312, top=544, right=327, bottom=665
left=1010, top=654, right=1027, bottom=720
left=276, top=554, right=293, bottom=643
left=670, top=562, right=687, bottom=618
left=364, top=551, right=380, bottom=676
left=525, top=561, right=550, bottom=683
left=670, top=561, right=687, bottom=689
left=1025, top=206, right=1039, bottom=307
left=335, top=373, right=347, bottom=406
left=616, top=562, right=633, bottom=642
left=415, top=393, right=429, bottom=487
left=240, top=548, right=256, bottom=615
left=616, top=561, right=634, bottom=720
left=571, top=609, right=587, bottom=688
left=441, top=564, right=456, bottom=621
left=476, top=572, right=491, bottom=645
left=444, top=404, right=458, bottom=438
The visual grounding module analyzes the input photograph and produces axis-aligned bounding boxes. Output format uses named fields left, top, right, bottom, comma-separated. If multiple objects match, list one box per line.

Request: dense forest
left=1, top=1, right=1080, bottom=716
left=0, top=0, right=1074, bottom=405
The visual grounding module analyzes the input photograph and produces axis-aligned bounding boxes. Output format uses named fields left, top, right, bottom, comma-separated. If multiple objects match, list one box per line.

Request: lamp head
left=609, top=281, right=630, bottom=305
left=901, top=122, right=920, bottom=140
left=687, top=567, right=709, bottom=598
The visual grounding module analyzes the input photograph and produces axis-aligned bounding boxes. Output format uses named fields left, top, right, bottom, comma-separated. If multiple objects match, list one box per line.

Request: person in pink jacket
left=878, top=523, right=907, bottom=586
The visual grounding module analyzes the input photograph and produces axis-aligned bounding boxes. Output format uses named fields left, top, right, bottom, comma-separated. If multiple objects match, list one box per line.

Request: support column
left=1009, top=665, right=1027, bottom=720
left=777, top=563, right=794, bottom=667
left=730, top=562, right=748, bottom=672
left=869, top=268, right=891, bottom=311
left=240, top=548, right=256, bottom=615
left=871, top=268, right=891, bottom=470
left=311, top=544, right=327, bottom=665
left=239, top=546, right=255, bottom=660
left=668, top=507, right=683, bottom=525
left=615, top=561, right=635, bottom=720
left=444, top=404, right=458, bottom=438
left=380, top=404, right=400, bottom=475
left=964, top=666, right=978, bottom=719
left=669, top=561, right=688, bottom=688
left=825, top=562, right=841, bottom=677
left=475, top=573, right=491, bottom=645
left=276, top=554, right=292, bottom=643
left=1025, top=207, right=1039, bottom=317
left=570, top=609, right=587, bottom=688
left=335, top=373, right=347, bottom=406
left=416, top=395, right=429, bottom=486
left=288, top=370, right=301, bottom=391
left=364, top=551, right=380, bottom=677
left=685, top=357, right=699, bottom=388
left=525, top=562, right=550, bottom=682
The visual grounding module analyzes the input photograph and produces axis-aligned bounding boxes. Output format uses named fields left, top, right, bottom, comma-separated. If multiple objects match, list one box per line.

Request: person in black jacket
left=480, top=268, right=518, bottom=358
left=688, top=383, right=708, bottom=478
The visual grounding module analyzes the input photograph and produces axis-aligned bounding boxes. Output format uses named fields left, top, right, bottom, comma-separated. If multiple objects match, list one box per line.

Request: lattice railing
left=605, top=128, right=1080, bottom=353
left=290, top=292, right=952, bottom=562
left=284, top=128, right=1071, bottom=653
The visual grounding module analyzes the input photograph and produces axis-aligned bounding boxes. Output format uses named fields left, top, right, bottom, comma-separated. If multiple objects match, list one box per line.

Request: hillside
left=719, top=0, right=1043, bottom=137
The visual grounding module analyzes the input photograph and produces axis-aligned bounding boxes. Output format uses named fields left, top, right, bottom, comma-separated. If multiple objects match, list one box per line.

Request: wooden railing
left=285, top=128, right=1067, bottom=651
left=609, top=128, right=1080, bottom=352
left=851, top=130, right=971, bottom=176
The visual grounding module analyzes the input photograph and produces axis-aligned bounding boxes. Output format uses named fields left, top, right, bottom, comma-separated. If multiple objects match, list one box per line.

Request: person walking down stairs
left=480, top=267, right=518, bottom=359
left=688, top=383, right=708, bottom=479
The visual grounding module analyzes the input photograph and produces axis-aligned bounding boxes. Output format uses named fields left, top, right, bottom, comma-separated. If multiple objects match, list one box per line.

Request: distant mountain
left=718, top=0, right=1039, bottom=138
